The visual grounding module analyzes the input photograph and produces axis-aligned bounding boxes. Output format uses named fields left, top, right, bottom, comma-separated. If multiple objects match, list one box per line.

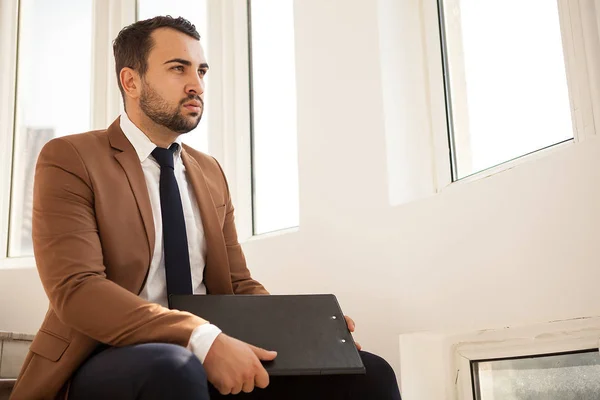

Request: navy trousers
left=69, top=343, right=402, bottom=400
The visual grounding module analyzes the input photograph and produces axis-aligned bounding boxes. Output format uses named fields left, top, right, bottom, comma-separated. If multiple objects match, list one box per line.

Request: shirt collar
left=119, top=112, right=183, bottom=162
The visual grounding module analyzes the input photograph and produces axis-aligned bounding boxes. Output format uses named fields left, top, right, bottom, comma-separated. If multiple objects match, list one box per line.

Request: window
left=137, top=0, right=209, bottom=154
left=448, top=316, right=600, bottom=400
left=8, top=0, right=94, bottom=257
left=438, top=0, right=574, bottom=180
left=473, top=350, right=600, bottom=399
left=248, top=0, right=300, bottom=235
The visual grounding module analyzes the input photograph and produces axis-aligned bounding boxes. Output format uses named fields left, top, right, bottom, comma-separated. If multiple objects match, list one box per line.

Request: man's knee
left=141, top=343, right=209, bottom=398
left=360, top=351, right=402, bottom=399
left=69, top=343, right=209, bottom=400
left=363, top=352, right=396, bottom=381
left=145, top=343, right=206, bottom=381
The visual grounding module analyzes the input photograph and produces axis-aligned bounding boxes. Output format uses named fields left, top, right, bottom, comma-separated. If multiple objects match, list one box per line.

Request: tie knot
left=151, top=143, right=179, bottom=169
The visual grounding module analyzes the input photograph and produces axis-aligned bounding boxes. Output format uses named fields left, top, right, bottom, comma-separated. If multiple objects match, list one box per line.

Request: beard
left=139, top=80, right=203, bottom=134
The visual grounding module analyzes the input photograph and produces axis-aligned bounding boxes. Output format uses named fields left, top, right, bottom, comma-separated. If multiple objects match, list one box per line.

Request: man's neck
left=125, top=107, right=179, bottom=149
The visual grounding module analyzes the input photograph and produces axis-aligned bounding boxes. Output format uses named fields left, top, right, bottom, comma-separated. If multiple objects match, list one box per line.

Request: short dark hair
left=112, top=16, right=201, bottom=104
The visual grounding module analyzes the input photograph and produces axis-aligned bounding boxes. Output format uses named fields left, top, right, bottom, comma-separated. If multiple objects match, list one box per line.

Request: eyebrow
left=164, top=58, right=209, bottom=70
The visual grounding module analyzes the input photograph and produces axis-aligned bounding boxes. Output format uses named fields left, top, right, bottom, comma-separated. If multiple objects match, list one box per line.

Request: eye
left=172, top=65, right=184, bottom=72
left=198, top=69, right=207, bottom=77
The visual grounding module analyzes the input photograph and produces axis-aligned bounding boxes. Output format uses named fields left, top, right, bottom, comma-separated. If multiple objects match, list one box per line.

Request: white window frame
left=0, top=0, right=20, bottom=268
left=205, top=0, right=254, bottom=242
left=452, top=317, right=600, bottom=400
left=91, top=0, right=136, bottom=130
left=423, top=0, right=600, bottom=189
left=213, top=0, right=300, bottom=241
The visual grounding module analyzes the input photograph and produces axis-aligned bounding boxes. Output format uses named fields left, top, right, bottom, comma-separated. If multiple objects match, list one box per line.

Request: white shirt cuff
left=187, top=323, right=222, bottom=363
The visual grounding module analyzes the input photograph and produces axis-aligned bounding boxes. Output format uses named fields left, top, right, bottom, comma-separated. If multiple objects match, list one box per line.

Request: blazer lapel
left=181, top=150, right=234, bottom=294
left=107, top=118, right=156, bottom=269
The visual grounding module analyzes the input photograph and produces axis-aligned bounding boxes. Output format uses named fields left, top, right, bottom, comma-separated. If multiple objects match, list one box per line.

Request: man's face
left=138, top=27, right=208, bottom=134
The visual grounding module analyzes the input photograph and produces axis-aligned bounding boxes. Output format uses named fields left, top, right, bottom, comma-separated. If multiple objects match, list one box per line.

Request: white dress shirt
left=120, top=112, right=221, bottom=362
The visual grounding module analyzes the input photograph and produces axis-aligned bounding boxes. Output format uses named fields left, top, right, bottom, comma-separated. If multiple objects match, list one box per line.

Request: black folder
left=169, top=294, right=366, bottom=376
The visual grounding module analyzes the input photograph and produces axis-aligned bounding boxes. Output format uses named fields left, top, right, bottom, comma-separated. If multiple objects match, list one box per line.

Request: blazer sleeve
left=32, top=138, right=207, bottom=347
left=213, top=158, right=269, bottom=295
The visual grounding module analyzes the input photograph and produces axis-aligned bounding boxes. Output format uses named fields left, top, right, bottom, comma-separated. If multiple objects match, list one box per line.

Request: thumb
left=249, top=344, right=278, bottom=360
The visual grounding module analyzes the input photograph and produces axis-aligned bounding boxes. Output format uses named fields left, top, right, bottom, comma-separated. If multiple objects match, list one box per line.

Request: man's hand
left=203, top=333, right=277, bottom=395
left=344, top=315, right=362, bottom=351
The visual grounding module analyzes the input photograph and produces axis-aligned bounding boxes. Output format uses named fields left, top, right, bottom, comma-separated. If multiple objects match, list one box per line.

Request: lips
left=183, top=104, right=201, bottom=112
left=183, top=101, right=202, bottom=113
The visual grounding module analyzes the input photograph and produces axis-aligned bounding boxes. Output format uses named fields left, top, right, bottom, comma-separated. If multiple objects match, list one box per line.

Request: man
left=10, top=16, right=401, bottom=400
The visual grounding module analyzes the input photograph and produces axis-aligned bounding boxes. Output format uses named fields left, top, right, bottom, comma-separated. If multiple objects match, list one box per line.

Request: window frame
left=425, top=0, right=599, bottom=189
left=245, top=0, right=300, bottom=237
left=204, top=0, right=255, bottom=242
left=0, top=0, right=20, bottom=267
left=452, top=317, right=600, bottom=400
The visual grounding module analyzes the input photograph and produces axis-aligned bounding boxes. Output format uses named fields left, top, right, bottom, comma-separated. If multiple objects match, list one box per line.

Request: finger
left=355, top=341, right=362, bottom=351
left=231, top=383, right=243, bottom=396
left=344, top=315, right=355, bottom=332
left=217, top=384, right=231, bottom=396
left=249, top=344, right=278, bottom=360
left=242, top=379, right=255, bottom=393
left=255, top=366, right=270, bottom=389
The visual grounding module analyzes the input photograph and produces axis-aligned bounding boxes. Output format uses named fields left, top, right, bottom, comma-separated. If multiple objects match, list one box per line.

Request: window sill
left=243, top=226, right=300, bottom=244
left=0, top=257, right=36, bottom=270
left=440, top=139, right=575, bottom=191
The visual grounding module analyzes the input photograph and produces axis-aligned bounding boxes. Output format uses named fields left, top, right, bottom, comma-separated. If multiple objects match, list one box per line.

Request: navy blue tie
left=151, top=144, right=193, bottom=297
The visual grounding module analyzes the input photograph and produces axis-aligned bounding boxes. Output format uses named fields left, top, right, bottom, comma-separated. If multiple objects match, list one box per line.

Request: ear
left=120, top=67, right=141, bottom=101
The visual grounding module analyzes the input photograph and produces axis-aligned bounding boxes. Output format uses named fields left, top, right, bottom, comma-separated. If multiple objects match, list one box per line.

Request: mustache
left=180, top=95, right=204, bottom=107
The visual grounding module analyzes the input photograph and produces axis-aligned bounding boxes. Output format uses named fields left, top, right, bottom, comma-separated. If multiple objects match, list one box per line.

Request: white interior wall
left=1, top=0, right=600, bottom=390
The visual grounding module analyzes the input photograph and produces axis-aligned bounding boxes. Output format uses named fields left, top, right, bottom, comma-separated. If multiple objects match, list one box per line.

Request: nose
left=185, top=72, right=205, bottom=97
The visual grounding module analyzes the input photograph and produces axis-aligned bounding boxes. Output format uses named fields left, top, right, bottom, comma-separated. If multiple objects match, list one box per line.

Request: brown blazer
left=10, top=118, right=268, bottom=400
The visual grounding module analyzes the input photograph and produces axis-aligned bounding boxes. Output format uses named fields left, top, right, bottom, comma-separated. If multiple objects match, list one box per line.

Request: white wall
left=0, top=267, right=47, bottom=333
left=2, top=0, right=600, bottom=392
